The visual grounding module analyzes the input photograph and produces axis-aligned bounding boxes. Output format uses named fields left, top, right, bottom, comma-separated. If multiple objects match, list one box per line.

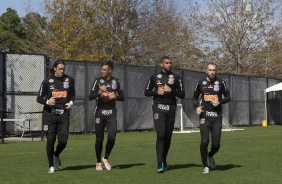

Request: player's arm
left=170, top=76, right=185, bottom=99
left=219, top=80, right=230, bottom=104
left=69, top=77, right=75, bottom=103
left=144, top=76, right=158, bottom=96
left=192, top=82, right=201, bottom=108
left=192, top=81, right=204, bottom=115
left=89, top=79, right=100, bottom=101
left=115, top=80, right=124, bottom=101
left=65, top=78, right=75, bottom=109
left=37, top=80, right=49, bottom=105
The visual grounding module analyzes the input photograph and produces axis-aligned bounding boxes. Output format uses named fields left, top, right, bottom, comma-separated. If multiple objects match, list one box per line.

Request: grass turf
left=0, top=126, right=281, bottom=184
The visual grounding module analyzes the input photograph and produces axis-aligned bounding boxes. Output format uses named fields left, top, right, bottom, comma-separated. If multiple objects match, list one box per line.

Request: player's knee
left=212, top=143, right=220, bottom=150
left=107, top=135, right=116, bottom=143
left=201, top=139, right=209, bottom=147
left=47, top=132, right=56, bottom=141
left=96, top=137, right=104, bottom=145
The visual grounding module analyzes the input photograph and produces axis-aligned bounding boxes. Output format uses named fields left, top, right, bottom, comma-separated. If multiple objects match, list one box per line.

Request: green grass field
left=1, top=126, right=282, bottom=184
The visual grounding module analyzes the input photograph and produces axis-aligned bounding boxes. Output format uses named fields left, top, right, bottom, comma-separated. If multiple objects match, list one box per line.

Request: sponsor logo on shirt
left=204, top=94, right=218, bottom=101
left=52, top=91, right=67, bottom=98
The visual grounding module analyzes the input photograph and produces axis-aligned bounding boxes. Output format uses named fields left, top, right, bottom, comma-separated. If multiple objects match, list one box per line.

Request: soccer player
left=144, top=56, right=185, bottom=173
left=89, top=61, right=124, bottom=171
left=37, top=60, right=75, bottom=174
left=192, top=63, right=230, bottom=174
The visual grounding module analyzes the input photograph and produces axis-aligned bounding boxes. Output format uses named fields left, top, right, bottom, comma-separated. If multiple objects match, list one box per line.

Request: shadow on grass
left=60, top=165, right=95, bottom=171
left=215, top=164, right=242, bottom=171
left=112, top=163, right=145, bottom=169
left=168, top=163, right=202, bottom=171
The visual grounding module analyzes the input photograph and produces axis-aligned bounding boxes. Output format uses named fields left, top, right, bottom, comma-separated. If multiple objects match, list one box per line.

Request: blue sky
left=0, top=0, right=191, bottom=18
left=0, top=1, right=28, bottom=17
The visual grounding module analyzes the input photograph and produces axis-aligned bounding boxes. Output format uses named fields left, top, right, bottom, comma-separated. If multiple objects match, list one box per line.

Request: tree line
left=0, top=0, right=281, bottom=78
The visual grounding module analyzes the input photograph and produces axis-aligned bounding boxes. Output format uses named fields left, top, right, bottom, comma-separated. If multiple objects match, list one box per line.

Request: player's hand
left=157, top=85, right=165, bottom=95
left=164, top=84, right=171, bottom=93
left=101, top=92, right=110, bottom=102
left=211, top=100, right=220, bottom=107
left=108, top=92, right=116, bottom=100
left=65, top=103, right=72, bottom=110
left=98, top=84, right=107, bottom=94
left=196, top=106, right=204, bottom=115
left=48, top=97, right=56, bottom=106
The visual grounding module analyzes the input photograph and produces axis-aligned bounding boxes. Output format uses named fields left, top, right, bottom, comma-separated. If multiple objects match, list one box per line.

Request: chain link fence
left=1, top=53, right=282, bottom=138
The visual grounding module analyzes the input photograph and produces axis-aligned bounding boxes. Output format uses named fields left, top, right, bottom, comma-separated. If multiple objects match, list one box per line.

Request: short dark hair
left=159, top=56, right=172, bottom=63
left=206, top=62, right=217, bottom=69
left=101, top=60, right=114, bottom=70
left=50, top=59, right=65, bottom=74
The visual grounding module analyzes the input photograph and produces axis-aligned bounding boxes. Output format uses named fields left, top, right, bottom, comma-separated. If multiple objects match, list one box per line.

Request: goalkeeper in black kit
left=37, top=60, right=75, bottom=174
left=192, top=63, right=230, bottom=174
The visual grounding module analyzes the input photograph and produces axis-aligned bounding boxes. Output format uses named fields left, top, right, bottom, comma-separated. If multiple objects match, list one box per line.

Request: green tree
left=0, top=8, right=27, bottom=52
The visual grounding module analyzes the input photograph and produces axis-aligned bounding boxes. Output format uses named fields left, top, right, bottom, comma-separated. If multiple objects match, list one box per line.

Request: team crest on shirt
left=96, top=118, right=100, bottom=124
left=157, top=74, right=162, bottom=78
left=63, top=82, right=69, bottom=89
left=168, top=75, right=174, bottom=84
left=202, top=81, right=207, bottom=85
left=214, top=84, right=219, bottom=91
left=100, top=79, right=105, bottom=83
left=215, top=81, right=219, bottom=85
left=49, top=79, right=54, bottom=83
left=112, top=80, right=117, bottom=90
left=65, top=78, right=69, bottom=82
left=154, top=113, right=159, bottom=120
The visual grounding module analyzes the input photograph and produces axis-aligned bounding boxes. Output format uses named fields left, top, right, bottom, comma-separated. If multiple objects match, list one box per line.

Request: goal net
left=174, top=104, right=244, bottom=133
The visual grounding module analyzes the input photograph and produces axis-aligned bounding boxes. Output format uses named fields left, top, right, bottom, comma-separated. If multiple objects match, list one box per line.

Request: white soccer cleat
left=102, top=157, right=112, bottom=171
left=208, top=156, right=216, bottom=169
left=203, top=167, right=209, bottom=174
left=48, top=166, right=55, bottom=174
left=96, top=163, right=103, bottom=171
left=55, top=157, right=62, bottom=169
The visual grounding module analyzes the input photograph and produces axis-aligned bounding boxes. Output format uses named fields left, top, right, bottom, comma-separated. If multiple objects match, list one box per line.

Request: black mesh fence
left=1, top=53, right=282, bottom=137
left=1, top=53, right=46, bottom=138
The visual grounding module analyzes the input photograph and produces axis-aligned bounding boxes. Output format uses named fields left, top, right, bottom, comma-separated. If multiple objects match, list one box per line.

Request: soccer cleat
left=156, top=167, right=164, bottom=173
left=55, top=157, right=62, bottom=169
left=202, top=167, right=209, bottom=174
left=208, top=156, right=216, bottom=169
left=102, top=157, right=112, bottom=170
left=48, top=166, right=55, bottom=174
left=96, top=163, right=103, bottom=171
